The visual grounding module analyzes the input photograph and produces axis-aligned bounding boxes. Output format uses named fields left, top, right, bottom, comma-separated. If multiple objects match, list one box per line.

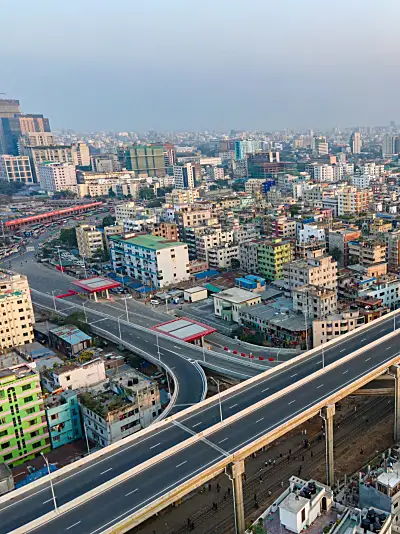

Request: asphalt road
left=2, top=311, right=400, bottom=533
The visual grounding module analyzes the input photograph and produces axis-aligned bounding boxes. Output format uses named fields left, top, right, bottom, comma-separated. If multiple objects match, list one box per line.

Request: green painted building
left=119, top=145, right=166, bottom=177
left=0, top=362, right=50, bottom=467
left=257, top=239, right=293, bottom=281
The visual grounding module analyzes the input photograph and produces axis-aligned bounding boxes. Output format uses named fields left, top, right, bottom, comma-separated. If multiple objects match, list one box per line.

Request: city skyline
left=3, top=0, right=400, bottom=132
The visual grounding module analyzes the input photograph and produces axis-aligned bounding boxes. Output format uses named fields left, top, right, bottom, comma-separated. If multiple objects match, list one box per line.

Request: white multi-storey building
left=37, top=162, right=77, bottom=193
left=115, top=202, right=137, bottom=222
left=110, top=234, right=190, bottom=289
left=351, top=175, right=371, bottom=189
left=313, top=164, right=334, bottom=182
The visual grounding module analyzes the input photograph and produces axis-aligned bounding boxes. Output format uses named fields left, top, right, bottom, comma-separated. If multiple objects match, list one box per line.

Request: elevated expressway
left=3, top=310, right=400, bottom=533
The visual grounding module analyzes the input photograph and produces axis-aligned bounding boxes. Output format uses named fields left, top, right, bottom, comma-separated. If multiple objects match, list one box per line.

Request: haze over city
left=3, top=0, right=400, bottom=131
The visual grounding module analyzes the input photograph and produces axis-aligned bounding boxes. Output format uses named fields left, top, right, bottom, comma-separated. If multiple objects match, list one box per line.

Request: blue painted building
left=45, top=390, right=83, bottom=449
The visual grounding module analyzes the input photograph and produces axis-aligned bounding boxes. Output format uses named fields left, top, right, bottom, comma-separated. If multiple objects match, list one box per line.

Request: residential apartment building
left=350, top=131, right=361, bottom=154
left=358, top=276, right=400, bottom=310
left=267, top=217, right=297, bottom=240
left=195, top=228, right=234, bottom=262
left=165, top=188, right=200, bottom=205
left=312, top=136, right=329, bottom=156
left=174, top=208, right=211, bottom=240
left=37, top=162, right=77, bottom=194
left=239, top=241, right=260, bottom=273
left=0, top=113, right=51, bottom=156
left=120, top=145, right=166, bottom=177
left=45, top=390, right=82, bottom=449
left=233, top=224, right=260, bottom=245
left=0, top=355, right=50, bottom=467
left=283, top=249, right=338, bottom=292
left=42, top=359, right=106, bottom=392
left=386, top=230, right=400, bottom=268
left=351, top=175, right=370, bottom=189
left=80, top=368, right=161, bottom=447
left=328, top=228, right=362, bottom=267
left=103, top=224, right=124, bottom=250
left=213, top=287, right=261, bottom=323
left=207, top=244, right=240, bottom=269
left=257, top=239, right=294, bottom=281
left=0, top=155, right=33, bottom=184
left=115, top=202, right=137, bottom=222
left=110, top=235, right=190, bottom=289
left=348, top=240, right=387, bottom=266
left=0, top=271, right=34, bottom=351
left=292, top=285, right=337, bottom=319
left=337, top=186, right=372, bottom=216
left=152, top=222, right=179, bottom=241
left=76, top=224, right=104, bottom=258
left=313, top=310, right=365, bottom=347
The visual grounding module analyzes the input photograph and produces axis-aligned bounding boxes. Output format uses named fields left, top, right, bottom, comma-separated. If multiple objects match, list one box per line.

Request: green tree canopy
left=102, top=215, right=116, bottom=227
left=59, top=228, right=78, bottom=248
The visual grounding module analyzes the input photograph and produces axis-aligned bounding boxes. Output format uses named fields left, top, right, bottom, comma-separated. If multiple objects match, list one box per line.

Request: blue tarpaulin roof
left=194, top=269, right=219, bottom=279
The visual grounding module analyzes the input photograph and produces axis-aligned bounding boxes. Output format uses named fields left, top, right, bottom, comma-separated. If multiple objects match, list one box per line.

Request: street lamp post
left=82, top=253, right=88, bottom=279
left=82, top=300, right=88, bottom=323
left=41, top=452, right=58, bottom=512
left=210, top=377, right=223, bottom=424
left=322, top=343, right=325, bottom=368
left=51, top=290, right=57, bottom=311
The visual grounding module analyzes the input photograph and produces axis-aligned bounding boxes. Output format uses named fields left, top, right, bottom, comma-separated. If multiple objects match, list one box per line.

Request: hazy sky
left=3, top=0, right=400, bottom=132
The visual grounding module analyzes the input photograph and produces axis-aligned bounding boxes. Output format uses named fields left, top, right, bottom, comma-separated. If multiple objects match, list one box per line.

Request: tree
left=139, top=188, right=155, bottom=200
left=330, top=246, right=342, bottom=263
left=0, top=181, right=24, bottom=196
left=59, top=228, right=78, bottom=248
left=54, top=190, right=77, bottom=199
left=92, top=248, right=110, bottom=262
left=290, top=204, right=300, bottom=217
left=102, top=215, right=116, bottom=227
left=157, top=186, right=173, bottom=198
left=62, top=312, right=90, bottom=334
left=108, top=188, right=116, bottom=198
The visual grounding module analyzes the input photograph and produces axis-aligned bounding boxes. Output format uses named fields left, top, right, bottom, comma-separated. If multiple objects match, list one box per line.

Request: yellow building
left=0, top=270, right=34, bottom=351
left=257, top=239, right=293, bottom=281
left=76, top=225, right=104, bottom=258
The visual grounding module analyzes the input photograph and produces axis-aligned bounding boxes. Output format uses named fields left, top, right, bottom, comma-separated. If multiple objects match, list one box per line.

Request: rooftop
left=214, top=287, right=261, bottom=304
left=110, top=234, right=187, bottom=251
left=50, top=324, right=92, bottom=345
left=72, top=276, right=121, bottom=293
left=151, top=317, right=216, bottom=342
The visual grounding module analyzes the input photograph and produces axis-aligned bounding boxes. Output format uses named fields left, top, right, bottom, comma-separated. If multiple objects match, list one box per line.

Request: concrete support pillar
left=322, top=404, right=335, bottom=487
left=227, top=461, right=245, bottom=534
left=106, top=289, right=109, bottom=300
left=94, top=292, right=98, bottom=302
left=390, top=366, right=400, bottom=441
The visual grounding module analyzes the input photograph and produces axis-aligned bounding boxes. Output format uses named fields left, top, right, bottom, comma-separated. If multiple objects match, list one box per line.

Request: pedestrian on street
left=281, top=481, right=284, bottom=487
left=217, top=483, right=221, bottom=493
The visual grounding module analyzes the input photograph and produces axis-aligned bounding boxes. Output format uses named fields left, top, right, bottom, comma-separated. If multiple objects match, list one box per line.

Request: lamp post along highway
left=210, top=376, right=223, bottom=423
left=41, top=452, right=58, bottom=513
left=83, top=421, right=90, bottom=455
left=55, top=246, right=63, bottom=273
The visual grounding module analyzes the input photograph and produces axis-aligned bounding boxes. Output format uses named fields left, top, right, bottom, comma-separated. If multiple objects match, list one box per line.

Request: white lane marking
left=385, top=346, right=392, bottom=351
left=365, top=358, right=371, bottom=362
left=342, top=370, right=348, bottom=375
left=176, top=461, right=187, bottom=468
left=218, top=438, right=228, bottom=444
left=339, top=349, right=346, bottom=353
left=125, top=489, right=138, bottom=496
left=150, top=442, right=161, bottom=449
left=229, top=404, right=238, bottom=409
left=88, top=456, right=225, bottom=534
left=290, top=373, right=297, bottom=378
left=380, top=329, right=387, bottom=333
left=42, top=498, right=53, bottom=504
left=66, top=522, right=81, bottom=530
left=256, top=417, right=264, bottom=423
left=288, top=400, right=295, bottom=405
left=100, top=468, right=113, bottom=475
left=262, top=387, right=270, bottom=393
left=192, top=422, right=202, bottom=428
left=361, top=338, right=367, bottom=342
left=317, top=384, right=323, bottom=389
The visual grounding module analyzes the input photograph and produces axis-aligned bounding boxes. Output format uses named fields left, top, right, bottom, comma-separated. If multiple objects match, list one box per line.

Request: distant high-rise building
left=312, top=136, right=329, bottom=156
left=163, top=143, right=176, bottom=167
left=173, top=163, right=199, bottom=189
left=0, top=114, right=51, bottom=156
left=0, top=99, right=20, bottom=118
left=0, top=155, right=33, bottom=184
left=120, top=145, right=166, bottom=177
left=72, top=142, right=90, bottom=167
left=382, top=134, right=400, bottom=157
left=350, top=132, right=361, bottom=154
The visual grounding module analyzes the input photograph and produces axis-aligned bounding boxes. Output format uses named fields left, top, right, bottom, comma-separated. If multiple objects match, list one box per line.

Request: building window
left=22, top=384, right=31, bottom=391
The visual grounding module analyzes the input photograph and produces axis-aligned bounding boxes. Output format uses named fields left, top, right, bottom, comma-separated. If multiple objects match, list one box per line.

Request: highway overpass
left=2, top=309, right=400, bottom=534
